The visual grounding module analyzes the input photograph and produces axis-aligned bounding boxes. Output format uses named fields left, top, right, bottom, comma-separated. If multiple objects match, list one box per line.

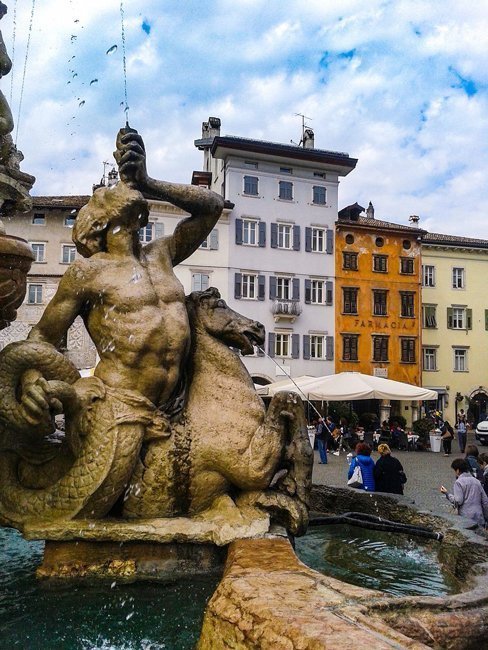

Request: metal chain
left=119, top=0, right=129, bottom=125
left=15, top=0, right=36, bottom=145
left=8, top=0, right=17, bottom=106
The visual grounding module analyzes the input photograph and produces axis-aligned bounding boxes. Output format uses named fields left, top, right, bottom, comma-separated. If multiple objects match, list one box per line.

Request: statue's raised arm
left=115, top=128, right=224, bottom=265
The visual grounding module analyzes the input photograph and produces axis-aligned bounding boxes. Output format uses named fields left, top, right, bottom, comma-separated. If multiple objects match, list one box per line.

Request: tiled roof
left=32, top=195, right=90, bottom=209
left=422, top=232, right=488, bottom=249
left=337, top=216, right=424, bottom=234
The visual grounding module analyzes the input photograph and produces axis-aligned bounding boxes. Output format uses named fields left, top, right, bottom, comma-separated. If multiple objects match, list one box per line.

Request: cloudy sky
left=3, top=0, right=488, bottom=236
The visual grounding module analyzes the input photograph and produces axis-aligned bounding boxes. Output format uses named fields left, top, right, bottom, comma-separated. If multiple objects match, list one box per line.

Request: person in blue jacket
left=348, top=442, right=376, bottom=491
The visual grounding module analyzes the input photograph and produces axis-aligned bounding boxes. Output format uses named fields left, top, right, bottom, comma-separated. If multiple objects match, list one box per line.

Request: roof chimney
left=409, top=215, right=420, bottom=225
left=366, top=201, right=375, bottom=219
left=202, top=116, right=221, bottom=140
left=303, top=128, right=314, bottom=149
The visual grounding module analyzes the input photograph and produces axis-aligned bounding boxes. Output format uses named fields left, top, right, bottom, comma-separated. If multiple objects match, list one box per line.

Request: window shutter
left=467, top=308, right=472, bottom=330
left=293, top=225, right=300, bottom=251
left=154, top=222, right=164, bottom=239
left=305, top=227, right=312, bottom=252
left=269, top=276, right=277, bottom=300
left=235, top=219, right=243, bottom=245
left=326, top=229, right=334, bottom=254
left=447, top=307, right=453, bottom=329
left=292, top=334, right=300, bottom=359
left=303, top=335, right=310, bottom=360
left=292, top=278, right=300, bottom=301
left=270, top=222, right=278, bottom=248
left=326, top=336, right=334, bottom=361
left=257, top=342, right=265, bottom=357
left=305, top=279, right=311, bottom=304
left=209, top=228, right=219, bottom=250
left=268, top=333, right=276, bottom=358
left=258, top=221, right=266, bottom=247
left=234, top=273, right=242, bottom=299
left=326, top=281, right=333, bottom=305
left=258, top=275, right=265, bottom=301
left=485, top=309, right=488, bottom=331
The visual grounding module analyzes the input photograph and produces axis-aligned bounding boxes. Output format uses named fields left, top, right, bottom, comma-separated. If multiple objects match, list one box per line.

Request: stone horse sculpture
left=123, top=287, right=312, bottom=534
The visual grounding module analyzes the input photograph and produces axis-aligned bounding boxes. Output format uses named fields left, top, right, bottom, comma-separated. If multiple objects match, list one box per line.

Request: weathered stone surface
left=24, top=497, right=271, bottom=547
left=198, top=537, right=429, bottom=650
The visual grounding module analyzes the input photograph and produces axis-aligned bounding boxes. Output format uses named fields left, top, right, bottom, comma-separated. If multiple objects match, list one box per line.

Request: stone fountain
left=0, top=1, right=35, bottom=330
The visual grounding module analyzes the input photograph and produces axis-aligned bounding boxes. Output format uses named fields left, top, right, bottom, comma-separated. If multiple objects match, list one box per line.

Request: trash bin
left=429, top=432, right=442, bottom=452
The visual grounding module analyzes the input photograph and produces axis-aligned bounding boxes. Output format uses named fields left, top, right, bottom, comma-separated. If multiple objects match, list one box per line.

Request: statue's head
left=73, top=182, right=149, bottom=257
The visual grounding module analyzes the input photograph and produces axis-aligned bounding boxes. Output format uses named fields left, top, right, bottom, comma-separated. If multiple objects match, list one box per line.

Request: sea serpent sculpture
left=0, top=341, right=147, bottom=528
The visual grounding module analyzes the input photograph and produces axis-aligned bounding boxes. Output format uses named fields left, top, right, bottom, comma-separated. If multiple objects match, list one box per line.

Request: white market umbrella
left=258, top=372, right=437, bottom=402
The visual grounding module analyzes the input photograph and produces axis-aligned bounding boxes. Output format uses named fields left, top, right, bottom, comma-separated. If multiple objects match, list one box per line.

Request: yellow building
left=421, top=233, right=488, bottom=425
left=335, top=203, right=423, bottom=424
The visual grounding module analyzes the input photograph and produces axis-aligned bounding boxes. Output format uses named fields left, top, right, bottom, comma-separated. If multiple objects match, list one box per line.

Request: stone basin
left=0, top=231, right=34, bottom=329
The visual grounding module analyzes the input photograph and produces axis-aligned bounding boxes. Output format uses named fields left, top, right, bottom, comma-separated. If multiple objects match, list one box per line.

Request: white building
left=191, top=117, right=357, bottom=384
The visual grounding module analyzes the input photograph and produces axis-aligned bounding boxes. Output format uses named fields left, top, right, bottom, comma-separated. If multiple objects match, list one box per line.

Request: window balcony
left=271, top=299, right=302, bottom=323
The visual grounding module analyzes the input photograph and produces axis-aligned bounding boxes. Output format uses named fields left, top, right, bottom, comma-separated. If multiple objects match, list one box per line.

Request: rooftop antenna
left=291, top=112, right=313, bottom=147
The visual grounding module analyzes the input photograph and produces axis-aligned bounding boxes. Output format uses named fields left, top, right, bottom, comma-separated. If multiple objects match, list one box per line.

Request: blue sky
left=3, top=0, right=488, bottom=237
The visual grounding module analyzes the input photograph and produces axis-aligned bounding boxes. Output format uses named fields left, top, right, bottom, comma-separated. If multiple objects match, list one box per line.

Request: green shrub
left=389, top=415, right=407, bottom=430
left=358, top=412, right=380, bottom=429
left=412, top=417, right=435, bottom=447
left=328, top=402, right=358, bottom=428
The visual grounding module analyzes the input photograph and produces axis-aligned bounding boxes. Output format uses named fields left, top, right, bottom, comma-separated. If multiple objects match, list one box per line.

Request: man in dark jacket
left=373, top=443, right=406, bottom=495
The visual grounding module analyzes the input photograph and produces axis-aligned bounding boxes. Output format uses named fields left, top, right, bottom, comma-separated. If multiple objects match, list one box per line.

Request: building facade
left=194, top=117, right=357, bottom=384
left=421, top=233, right=488, bottom=425
left=335, top=203, right=423, bottom=424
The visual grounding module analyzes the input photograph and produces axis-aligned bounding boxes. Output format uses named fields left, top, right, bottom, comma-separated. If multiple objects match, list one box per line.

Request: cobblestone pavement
left=312, top=431, right=483, bottom=518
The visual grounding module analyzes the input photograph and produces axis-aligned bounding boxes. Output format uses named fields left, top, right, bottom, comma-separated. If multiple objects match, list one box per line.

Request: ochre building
left=335, top=204, right=423, bottom=390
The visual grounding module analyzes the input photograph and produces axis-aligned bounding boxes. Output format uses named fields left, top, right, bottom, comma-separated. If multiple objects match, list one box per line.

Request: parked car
left=475, top=418, right=488, bottom=446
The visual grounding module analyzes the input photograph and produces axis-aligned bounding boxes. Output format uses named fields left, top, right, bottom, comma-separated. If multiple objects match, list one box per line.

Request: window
left=242, top=274, right=258, bottom=299
left=27, top=284, right=43, bottom=304
left=192, top=273, right=209, bottom=292
left=401, top=338, right=416, bottom=363
left=342, top=334, right=359, bottom=361
left=280, top=166, right=292, bottom=174
left=375, top=237, right=384, bottom=247
left=64, top=214, right=76, bottom=227
left=311, top=227, right=326, bottom=252
left=402, top=240, right=412, bottom=250
left=243, top=219, right=258, bottom=246
left=139, top=223, right=154, bottom=243
left=400, top=257, right=414, bottom=274
left=423, top=347, right=437, bottom=371
left=244, top=160, right=258, bottom=169
left=310, top=335, right=325, bottom=359
left=453, top=348, right=468, bottom=372
left=373, top=255, right=388, bottom=272
left=343, top=252, right=358, bottom=270
left=312, top=186, right=326, bottom=205
left=422, top=265, right=435, bottom=287
left=448, top=307, right=472, bottom=330
left=276, top=277, right=291, bottom=300
left=30, top=242, right=45, bottom=263
left=313, top=171, right=325, bottom=179
left=277, top=223, right=293, bottom=249
left=311, top=280, right=324, bottom=304
left=373, top=336, right=389, bottom=362
left=343, top=287, right=358, bottom=314
left=275, top=333, right=291, bottom=357
left=243, top=175, right=259, bottom=196
left=422, top=304, right=437, bottom=328
left=32, top=213, right=45, bottom=225
left=400, top=292, right=415, bottom=317
left=345, top=234, right=354, bottom=244
left=373, top=290, right=388, bottom=316
left=62, top=244, right=76, bottom=264
left=278, top=181, right=293, bottom=201
left=452, top=267, right=465, bottom=289
left=199, top=229, right=219, bottom=250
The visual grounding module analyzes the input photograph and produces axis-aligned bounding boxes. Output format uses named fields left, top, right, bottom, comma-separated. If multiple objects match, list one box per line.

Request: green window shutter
left=485, top=309, right=488, bottom=331
left=466, top=308, right=472, bottom=330
left=447, top=307, right=453, bottom=329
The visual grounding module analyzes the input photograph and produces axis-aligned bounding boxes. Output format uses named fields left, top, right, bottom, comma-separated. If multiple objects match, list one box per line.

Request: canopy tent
left=257, top=372, right=438, bottom=402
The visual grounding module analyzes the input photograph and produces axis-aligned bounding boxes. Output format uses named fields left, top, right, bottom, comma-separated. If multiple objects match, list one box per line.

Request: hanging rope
left=119, top=0, right=129, bottom=126
left=8, top=0, right=17, bottom=106
left=15, top=0, right=36, bottom=145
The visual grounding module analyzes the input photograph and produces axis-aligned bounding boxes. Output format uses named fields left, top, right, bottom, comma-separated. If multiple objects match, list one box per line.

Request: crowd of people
left=312, top=411, right=488, bottom=529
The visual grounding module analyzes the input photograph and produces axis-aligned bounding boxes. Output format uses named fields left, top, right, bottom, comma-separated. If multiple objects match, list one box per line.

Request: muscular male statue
left=21, top=130, right=224, bottom=425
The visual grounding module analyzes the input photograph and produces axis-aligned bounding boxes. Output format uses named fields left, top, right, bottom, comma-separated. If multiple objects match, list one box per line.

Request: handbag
left=347, top=463, right=363, bottom=488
